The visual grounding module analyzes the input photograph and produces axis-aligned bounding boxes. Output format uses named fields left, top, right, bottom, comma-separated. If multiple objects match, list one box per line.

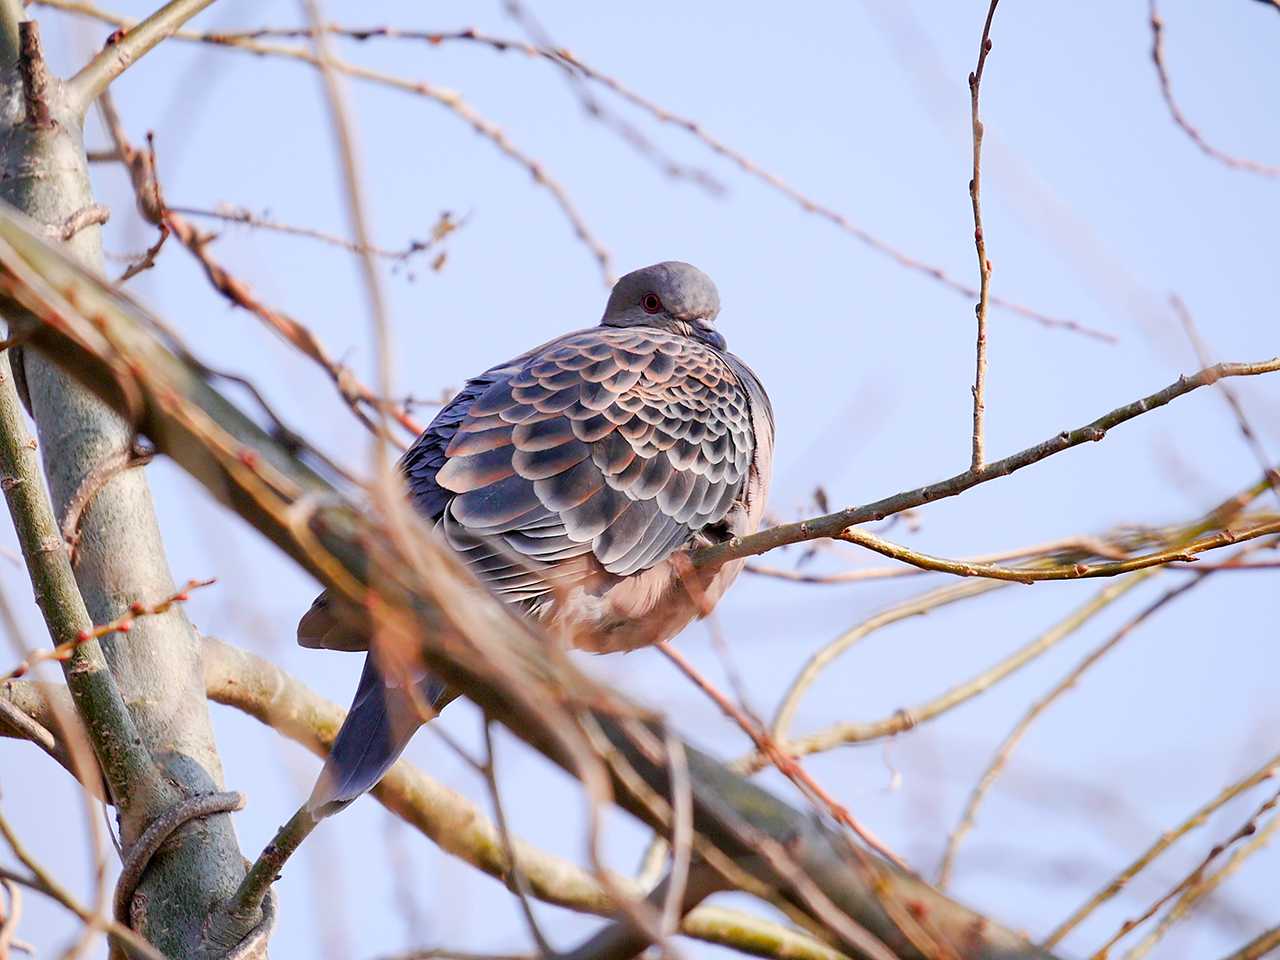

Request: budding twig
left=967, top=0, right=999, bottom=471
left=1, top=579, right=213, bottom=683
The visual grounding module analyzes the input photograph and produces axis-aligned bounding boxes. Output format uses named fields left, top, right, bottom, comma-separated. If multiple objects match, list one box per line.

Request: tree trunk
left=0, top=8, right=246, bottom=956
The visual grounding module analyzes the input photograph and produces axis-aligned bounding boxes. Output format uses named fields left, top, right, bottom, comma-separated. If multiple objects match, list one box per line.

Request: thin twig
left=96, top=92, right=425, bottom=440
left=0, top=811, right=164, bottom=960
left=937, top=570, right=1213, bottom=888
left=657, top=642, right=908, bottom=871
left=838, top=517, right=1280, bottom=583
left=1045, top=751, right=1280, bottom=948
left=747, top=534, right=1127, bottom=586
left=751, top=570, right=1153, bottom=773
left=1221, top=924, right=1280, bottom=960
left=167, top=204, right=458, bottom=266
left=967, top=0, right=999, bottom=470
left=1148, top=0, right=1280, bottom=177
left=0, top=579, right=212, bottom=684
left=1123, top=814, right=1280, bottom=960
left=115, top=222, right=168, bottom=282
left=481, top=723, right=555, bottom=955
left=1171, top=295, right=1279, bottom=499
left=1100, top=789, right=1280, bottom=959
left=299, top=0, right=396, bottom=463
left=659, top=729, right=694, bottom=943
left=502, top=1, right=724, bottom=196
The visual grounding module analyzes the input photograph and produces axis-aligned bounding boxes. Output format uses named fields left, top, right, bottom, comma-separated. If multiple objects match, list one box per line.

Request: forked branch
left=66, top=0, right=218, bottom=114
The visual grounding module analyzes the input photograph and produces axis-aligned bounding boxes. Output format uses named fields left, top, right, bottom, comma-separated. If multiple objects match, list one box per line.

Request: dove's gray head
left=601, top=261, right=724, bottom=348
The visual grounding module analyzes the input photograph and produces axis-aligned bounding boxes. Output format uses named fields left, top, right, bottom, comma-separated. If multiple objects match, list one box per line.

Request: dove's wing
left=302, top=324, right=769, bottom=815
left=400, top=325, right=763, bottom=608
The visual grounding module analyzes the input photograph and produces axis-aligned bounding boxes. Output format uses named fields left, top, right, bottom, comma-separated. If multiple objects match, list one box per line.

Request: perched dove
left=299, top=261, right=773, bottom=815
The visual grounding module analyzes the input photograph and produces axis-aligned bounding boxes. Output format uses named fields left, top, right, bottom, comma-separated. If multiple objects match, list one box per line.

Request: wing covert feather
left=400, top=327, right=760, bottom=600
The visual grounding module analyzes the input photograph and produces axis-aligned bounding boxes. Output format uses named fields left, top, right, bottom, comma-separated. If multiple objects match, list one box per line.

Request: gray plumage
left=302, top=261, right=773, bottom=814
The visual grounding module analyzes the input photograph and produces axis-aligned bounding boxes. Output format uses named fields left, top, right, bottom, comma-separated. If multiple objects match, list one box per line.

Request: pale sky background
left=3, top=1, right=1279, bottom=958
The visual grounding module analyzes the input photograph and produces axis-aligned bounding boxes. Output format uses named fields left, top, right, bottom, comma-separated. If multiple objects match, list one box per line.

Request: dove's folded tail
left=306, top=648, right=450, bottom=818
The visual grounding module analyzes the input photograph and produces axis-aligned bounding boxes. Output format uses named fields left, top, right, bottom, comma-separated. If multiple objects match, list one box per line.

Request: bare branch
left=1148, top=0, right=1280, bottom=177
left=1114, top=796, right=1280, bottom=960
left=1131, top=819, right=1280, bottom=960
left=692, top=360, right=1280, bottom=570
left=937, top=570, right=1216, bottom=887
left=1172, top=295, right=1279, bottom=498
left=168, top=204, right=457, bottom=266
left=66, top=0, right=218, bottom=115
left=298, top=0, right=395, bottom=459
left=658, top=642, right=906, bottom=871
left=747, top=534, right=1129, bottom=586
left=967, top=0, right=999, bottom=470
left=748, top=570, right=1153, bottom=774
left=839, top=518, right=1280, bottom=583
left=1045, top=751, right=1280, bottom=948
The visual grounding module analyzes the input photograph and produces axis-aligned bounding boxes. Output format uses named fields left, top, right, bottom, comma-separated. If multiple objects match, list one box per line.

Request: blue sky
left=3, top=1, right=1279, bottom=957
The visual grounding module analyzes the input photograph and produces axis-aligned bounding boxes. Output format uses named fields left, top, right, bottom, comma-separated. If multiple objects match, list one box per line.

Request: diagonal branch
left=65, top=0, right=218, bottom=115
left=692, top=358, right=1280, bottom=570
left=0, top=193, right=1061, bottom=960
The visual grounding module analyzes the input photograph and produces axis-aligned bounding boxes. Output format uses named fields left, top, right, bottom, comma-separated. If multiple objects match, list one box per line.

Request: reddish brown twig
left=1092, top=784, right=1280, bottom=959
left=96, top=93, right=425, bottom=441
left=116, top=222, right=168, bottom=282
left=1, top=579, right=214, bottom=683
left=166, top=204, right=459, bottom=270
left=1149, top=0, right=1280, bottom=177
left=657, top=642, right=908, bottom=872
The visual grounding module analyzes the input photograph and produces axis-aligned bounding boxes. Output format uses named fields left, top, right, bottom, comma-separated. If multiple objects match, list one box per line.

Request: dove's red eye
left=641, top=293, right=663, bottom=314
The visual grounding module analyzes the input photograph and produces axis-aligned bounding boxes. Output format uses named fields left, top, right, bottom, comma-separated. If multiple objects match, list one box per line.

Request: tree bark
left=0, top=11, right=245, bottom=957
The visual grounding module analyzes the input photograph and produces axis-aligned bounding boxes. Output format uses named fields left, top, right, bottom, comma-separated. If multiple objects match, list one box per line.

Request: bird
left=298, top=261, right=773, bottom=816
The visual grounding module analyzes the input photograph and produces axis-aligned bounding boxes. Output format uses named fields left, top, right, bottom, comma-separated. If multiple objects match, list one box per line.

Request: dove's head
left=601, top=261, right=724, bottom=348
